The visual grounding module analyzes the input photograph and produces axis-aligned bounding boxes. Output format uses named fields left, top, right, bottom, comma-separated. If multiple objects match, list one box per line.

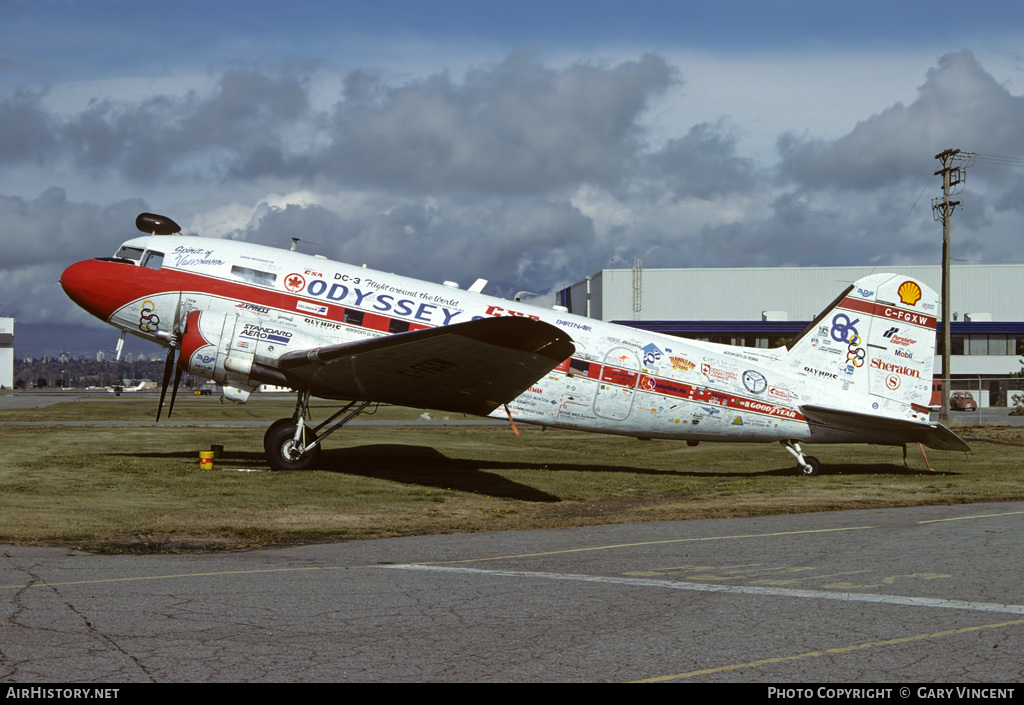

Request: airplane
left=60, top=212, right=969, bottom=474
left=107, top=381, right=147, bottom=395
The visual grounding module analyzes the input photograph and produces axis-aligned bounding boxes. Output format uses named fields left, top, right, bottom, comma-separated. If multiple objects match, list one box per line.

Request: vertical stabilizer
left=787, top=274, right=938, bottom=416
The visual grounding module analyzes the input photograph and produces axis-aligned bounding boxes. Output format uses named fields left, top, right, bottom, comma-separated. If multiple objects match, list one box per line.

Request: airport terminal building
left=557, top=265, right=1024, bottom=406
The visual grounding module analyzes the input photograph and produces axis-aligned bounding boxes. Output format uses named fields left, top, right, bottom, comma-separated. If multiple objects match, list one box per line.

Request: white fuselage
left=103, top=235, right=834, bottom=443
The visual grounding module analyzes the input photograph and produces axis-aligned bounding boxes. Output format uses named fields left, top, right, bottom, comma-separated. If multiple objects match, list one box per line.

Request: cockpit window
left=115, top=246, right=145, bottom=262
left=231, top=265, right=277, bottom=287
left=142, top=251, right=164, bottom=270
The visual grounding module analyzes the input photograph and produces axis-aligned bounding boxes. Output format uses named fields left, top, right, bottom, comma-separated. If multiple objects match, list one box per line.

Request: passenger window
left=142, top=251, right=164, bottom=270
left=231, top=265, right=278, bottom=287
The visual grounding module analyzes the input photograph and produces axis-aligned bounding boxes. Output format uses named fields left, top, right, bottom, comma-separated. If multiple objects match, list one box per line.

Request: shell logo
left=897, top=280, right=922, bottom=306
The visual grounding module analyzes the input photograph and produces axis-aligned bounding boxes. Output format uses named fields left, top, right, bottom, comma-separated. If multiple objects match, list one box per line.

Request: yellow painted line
left=634, top=618, right=1024, bottom=682
left=754, top=569, right=877, bottom=586
left=0, top=565, right=356, bottom=591
left=918, top=509, right=1024, bottom=524
left=421, top=507, right=1024, bottom=566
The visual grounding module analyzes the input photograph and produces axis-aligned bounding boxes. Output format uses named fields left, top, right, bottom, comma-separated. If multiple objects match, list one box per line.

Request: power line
left=958, top=152, right=1024, bottom=169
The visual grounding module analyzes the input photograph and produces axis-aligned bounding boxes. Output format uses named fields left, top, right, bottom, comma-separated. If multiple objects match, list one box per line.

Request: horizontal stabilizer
left=800, top=404, right=970, bottom=452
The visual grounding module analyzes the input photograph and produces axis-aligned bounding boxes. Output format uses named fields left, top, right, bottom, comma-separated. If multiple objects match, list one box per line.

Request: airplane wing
left=275, top=317, right=576, bottom=416
left=800, top=404, right=970, bottom=452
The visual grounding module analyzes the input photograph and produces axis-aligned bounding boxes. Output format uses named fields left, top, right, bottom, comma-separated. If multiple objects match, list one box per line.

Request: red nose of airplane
left=60, top=259, right=125, bottom=322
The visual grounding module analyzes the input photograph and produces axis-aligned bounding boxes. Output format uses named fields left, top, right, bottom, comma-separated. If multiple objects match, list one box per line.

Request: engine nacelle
left=178, top=311, right=319, bottom=395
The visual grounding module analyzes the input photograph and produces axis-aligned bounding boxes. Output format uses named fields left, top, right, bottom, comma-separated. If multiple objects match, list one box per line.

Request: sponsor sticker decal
left=898, top=280, right=922, bottom=306
left=742, top=370, right=767, bottom=395
left=870, top=358, right=921, bottom=378
left=830, top=313, right=860, bottom=344
left=296, top=300, right=329, bottom=316
left=670, top=356, right=696, bottom=372
left=642, top=343, right=664, bottom=366
left=240, top=324, right=292, bottom=345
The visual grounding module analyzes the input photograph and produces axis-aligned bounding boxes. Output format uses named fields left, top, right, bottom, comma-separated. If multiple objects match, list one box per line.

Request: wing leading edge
left=800, top=405, right=970, bottom=452
left=276, top=316, right=576, bottom=416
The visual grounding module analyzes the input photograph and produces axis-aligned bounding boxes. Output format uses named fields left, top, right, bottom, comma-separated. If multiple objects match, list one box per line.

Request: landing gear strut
left=782, top=440, right=821, bottom=476
left=263, top=392, right=374, bottom=471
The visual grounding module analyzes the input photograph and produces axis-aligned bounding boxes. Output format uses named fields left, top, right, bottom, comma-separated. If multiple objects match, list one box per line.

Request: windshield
left=114, top=246, right=145, bottom=262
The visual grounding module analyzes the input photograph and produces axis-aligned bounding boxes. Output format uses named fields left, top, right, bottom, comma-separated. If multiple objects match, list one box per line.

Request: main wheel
left=798, top=455, right=822, bottom=477
left=263, top=418, right=295, bottom=455
left=265, top=422, right=322, bottom=471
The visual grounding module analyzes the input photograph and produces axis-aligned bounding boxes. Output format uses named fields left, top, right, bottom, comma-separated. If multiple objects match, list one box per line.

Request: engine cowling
left=178, top=310, right=320, bottom=395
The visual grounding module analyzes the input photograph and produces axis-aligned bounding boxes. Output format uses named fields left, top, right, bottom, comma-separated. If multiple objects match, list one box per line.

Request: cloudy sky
left=5, top=1, right=1024, bottom=353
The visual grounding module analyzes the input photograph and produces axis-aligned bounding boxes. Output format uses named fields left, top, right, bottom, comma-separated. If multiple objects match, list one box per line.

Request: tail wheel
left=266, top=422, right=322, bottom=471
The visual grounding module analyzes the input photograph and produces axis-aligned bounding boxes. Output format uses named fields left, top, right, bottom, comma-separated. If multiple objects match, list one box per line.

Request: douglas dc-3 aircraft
left=60, top=213, right=969, bottom=473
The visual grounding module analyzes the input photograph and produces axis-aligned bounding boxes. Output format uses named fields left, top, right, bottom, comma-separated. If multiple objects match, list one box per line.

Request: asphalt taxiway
left=3, top=501, right=1023, bottom=682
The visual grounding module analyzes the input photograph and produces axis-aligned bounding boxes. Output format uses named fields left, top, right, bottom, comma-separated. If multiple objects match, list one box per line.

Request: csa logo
left=897, top=281, right=922, bottom=307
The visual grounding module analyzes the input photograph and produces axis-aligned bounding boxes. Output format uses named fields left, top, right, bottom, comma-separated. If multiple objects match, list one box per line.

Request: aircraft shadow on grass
left=111, top=443, right=958, bottom=503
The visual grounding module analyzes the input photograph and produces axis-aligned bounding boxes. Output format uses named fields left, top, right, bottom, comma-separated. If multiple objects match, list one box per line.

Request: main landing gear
left=782, top=440, right=821, bottom=477
left=263, top=392, right=374, bottom=471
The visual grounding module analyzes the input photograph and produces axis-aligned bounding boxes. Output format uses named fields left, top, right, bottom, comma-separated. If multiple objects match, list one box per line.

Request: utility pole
left=932, top=148, right=965, bottom=423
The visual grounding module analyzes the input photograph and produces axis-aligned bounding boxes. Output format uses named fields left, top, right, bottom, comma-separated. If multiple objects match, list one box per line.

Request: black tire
left=265, top=422, right=322, bottom=471
left=263, top=418, right=295, bottom=455
left=799, top=456, right=822, bottom=477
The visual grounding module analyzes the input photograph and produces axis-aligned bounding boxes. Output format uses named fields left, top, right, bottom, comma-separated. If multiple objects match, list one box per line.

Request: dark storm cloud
left=8, top=68, right=314, bottom=183
left=3, top=53, right=679, bottom=194
left=0, top=90, right=55, bottom=162
left=0, top=188, right=146, bottom=268
left=691, top=190, right=941, bottom=268
left=317, top=51, right=678, bottom=192
left=0, top=189, right=147, bottom=322
left=642, top=120, right=757, bottom=200
left=228, top=196, right=597, bottom=297
left=777, top=51, right=1024, bottom=190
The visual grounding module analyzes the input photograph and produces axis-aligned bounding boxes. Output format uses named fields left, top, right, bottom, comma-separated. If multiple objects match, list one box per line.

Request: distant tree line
left=13, top=358, right=182, bottom=389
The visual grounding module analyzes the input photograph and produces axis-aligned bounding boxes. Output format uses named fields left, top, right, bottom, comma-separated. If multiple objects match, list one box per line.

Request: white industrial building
left=557, top=265, right=1024, bottom=405
left=0, top=317, right=12, bottom=388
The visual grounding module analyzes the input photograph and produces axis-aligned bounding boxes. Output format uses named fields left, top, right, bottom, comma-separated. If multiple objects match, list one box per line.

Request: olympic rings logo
left=846, top=334, right=865, bottom=368
left=138, top=300, right=160, bottom=332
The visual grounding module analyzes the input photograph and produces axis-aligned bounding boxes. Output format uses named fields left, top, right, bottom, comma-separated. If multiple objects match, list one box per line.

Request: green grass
left=1, top=394, right=1021, bottom=551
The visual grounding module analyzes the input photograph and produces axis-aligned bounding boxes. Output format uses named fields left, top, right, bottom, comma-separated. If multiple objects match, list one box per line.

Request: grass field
left=1, top=393, right=1021, bottom=552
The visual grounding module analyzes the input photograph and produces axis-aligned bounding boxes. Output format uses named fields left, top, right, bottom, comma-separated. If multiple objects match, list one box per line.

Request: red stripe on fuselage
left=568, top=357, right=804, bottom=422
left=69, top=259, right=431, bottom=334
left=838, top=297, right=936, bottom=329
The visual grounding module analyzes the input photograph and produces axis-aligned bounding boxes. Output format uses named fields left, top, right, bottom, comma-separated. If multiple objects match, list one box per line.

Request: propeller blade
left=156, top=347, right=175, bottom=422
left=156, top=293, right=186, bottom=423
left=167, top=362, right=184, bottom=418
